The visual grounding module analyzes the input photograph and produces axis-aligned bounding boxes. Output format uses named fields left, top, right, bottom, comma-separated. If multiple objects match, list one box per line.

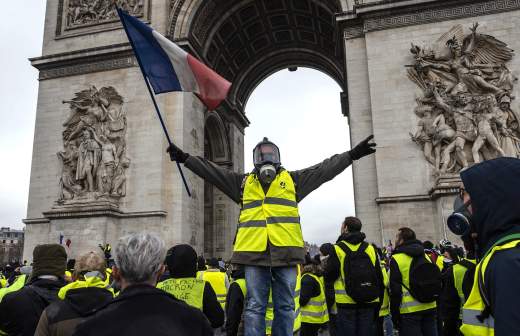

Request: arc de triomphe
left=23, top=0, right=520, bottom=260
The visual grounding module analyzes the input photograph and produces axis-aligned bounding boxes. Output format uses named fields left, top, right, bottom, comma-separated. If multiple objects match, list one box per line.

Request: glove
left=166, top=143, right=189, bottom=163
left=349, top=135, right=376, bottom=160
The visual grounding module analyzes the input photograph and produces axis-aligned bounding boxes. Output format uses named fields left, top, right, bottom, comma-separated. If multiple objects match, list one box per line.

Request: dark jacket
left=322, top=231, right=384, bottom=309
left=389, top=239, right=435, bottom=320
left=35, top=287, right=113, bottom=336
left=0, top=277, right=66, bottom=336
left=460, top=157, right=520, bottom=335
left=72, top=284, right=213, bottom=336
left=225, top=270, right=245, bottom=336
left=440, top=265, right=460, bottom=335
left=184, top=152, right=353, bottom=267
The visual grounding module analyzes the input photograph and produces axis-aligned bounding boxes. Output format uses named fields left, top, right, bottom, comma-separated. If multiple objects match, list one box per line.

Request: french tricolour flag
left=117, top=8, right=231, bottom=110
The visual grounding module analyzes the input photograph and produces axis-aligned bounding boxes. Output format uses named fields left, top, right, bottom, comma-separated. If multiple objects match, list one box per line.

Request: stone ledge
left=376, top=194, right=431, bottom=204
left=24, top=208, right=167, bottom=223
left=430, top=173, right=461, bottom=199
left=22, top=218, right=50, bottom=225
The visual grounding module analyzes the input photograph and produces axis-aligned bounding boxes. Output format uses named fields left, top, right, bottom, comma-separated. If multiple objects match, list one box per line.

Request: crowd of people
left=0, top=136, right=519, bottom=336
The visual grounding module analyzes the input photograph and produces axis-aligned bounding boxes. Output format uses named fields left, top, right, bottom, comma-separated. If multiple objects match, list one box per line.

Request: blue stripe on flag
left=117, top=8, right=182, bottom=93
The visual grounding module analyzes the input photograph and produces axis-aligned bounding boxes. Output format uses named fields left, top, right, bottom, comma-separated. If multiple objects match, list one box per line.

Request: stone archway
left=169, top=0, right=348, bottom=257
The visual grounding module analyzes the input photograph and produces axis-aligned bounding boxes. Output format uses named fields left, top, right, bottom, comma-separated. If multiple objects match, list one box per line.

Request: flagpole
left=116, top=6, right=191, bottom=197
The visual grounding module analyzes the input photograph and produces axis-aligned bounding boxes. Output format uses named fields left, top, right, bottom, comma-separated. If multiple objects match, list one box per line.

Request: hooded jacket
left=0, top=277, right=66, bottom=336
left=461, top=157, right=520, bottom=334
left=35, top=278, right=114, bottom=336
left=389, top=239, right=435, bottom=319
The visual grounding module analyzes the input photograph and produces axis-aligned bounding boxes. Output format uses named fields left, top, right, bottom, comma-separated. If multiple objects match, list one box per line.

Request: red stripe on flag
left=187, top=54, right=231, bottom=110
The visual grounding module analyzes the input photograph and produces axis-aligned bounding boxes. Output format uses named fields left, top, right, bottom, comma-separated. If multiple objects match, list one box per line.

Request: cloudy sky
left=0, top=2, right=355, bottom=245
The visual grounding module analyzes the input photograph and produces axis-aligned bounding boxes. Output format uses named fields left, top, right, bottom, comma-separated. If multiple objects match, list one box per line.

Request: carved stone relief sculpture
left=57, top=86, right=130, bottom=204
left=66, top=0, right=143, bottom=28
left=407, top=23, right=520, bottom=174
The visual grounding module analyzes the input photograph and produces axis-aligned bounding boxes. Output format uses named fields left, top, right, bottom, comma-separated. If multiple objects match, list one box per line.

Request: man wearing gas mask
left=446, top=157, right=520, bottom=336
left=167, top=135, right=376, bottom=336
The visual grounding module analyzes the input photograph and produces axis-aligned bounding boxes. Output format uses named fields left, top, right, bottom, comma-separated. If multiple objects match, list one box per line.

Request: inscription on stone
left=57, top=86, right=130, bottom=204
left=407, top=23, right=520, bottom=173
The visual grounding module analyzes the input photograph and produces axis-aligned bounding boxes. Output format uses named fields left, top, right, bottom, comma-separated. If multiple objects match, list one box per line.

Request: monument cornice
left=23, top=210, right=167, bottom=223
left=376, top=194, right=432, bottom=204
left=30, top=43, right=138, bottom=80
left=339, top=0, right=520, bottom=39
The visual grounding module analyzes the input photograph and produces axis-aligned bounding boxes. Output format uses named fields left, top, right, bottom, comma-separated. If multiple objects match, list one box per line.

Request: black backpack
left=405, top=254, right=442, bottom=303
left=458, top=259, right=476, bottom=300
left=338, top=241, right=380, bottom=303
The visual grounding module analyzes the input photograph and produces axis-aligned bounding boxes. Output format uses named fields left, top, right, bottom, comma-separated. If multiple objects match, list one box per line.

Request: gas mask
left=253, top=137, right=281, bottom=184
left=447, top=195, right=473, bottom=236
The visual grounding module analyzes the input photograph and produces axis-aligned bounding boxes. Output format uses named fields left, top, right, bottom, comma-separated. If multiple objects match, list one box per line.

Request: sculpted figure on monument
left=57, top=86, right=130, bottom=204
left=66, top=0, right=143, bottom=27
left=407, top=23, right=519, bottom=173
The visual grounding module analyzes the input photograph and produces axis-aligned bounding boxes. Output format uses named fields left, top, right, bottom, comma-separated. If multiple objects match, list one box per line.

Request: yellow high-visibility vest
left=379, top=265, right=390, bottom=317
left=0, top=274, right=26, bottom=303
left=198, top=270, right=228, bottom=309
left=234, top=170, right=303, bottom=252
left=453, top=259, right=476, bottom=319
left=157, top=277, right=205, bottom=310
left=232, top=278, right=247, bottom=298
left=333, top=241, right=380, bottom=304
left=58, top=276, right=115, bottom=300
left=436, top=255, right=444, bottom=271
left=460, top=237, right=520, bottom=336
left=301, top=273, right=329, bottom=324
left=266, top=265, right=302, bottom=334
left=391, top=253, right=437, bottom=314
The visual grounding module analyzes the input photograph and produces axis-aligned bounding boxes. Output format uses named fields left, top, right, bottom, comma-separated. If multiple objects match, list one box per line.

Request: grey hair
left=114, top=232, right=166, bottom=284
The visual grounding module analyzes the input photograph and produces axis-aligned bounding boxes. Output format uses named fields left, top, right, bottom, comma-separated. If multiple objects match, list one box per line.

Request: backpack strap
left=458, top=259, right=476, bottom=271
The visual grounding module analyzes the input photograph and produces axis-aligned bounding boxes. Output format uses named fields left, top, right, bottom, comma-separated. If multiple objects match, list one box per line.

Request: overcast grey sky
left=0, top=2, right=354, bottom=245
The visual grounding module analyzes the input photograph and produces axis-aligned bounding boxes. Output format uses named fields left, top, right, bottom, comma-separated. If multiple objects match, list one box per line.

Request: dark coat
left=35, top=287, right=114, bottom=336
left=460, top=157, right=520, bottom=335
left=0, top=277, right=65, bottom=336
left=72, top=284, right=213, bottom=336
left=225, top=281, right=244, bottom=336
left=184, top=152, right=353, bottom=267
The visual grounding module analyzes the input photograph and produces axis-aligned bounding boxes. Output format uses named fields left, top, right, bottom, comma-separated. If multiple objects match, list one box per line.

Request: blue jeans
left=400, top=311, right=438, bottom=336
left=337, top=307, right=375, bottom=336
left=244, top=266, right=296, bottom=336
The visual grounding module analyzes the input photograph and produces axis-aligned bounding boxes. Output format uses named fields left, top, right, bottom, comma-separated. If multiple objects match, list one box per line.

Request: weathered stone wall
left=345, top=5, right=520, bottom=245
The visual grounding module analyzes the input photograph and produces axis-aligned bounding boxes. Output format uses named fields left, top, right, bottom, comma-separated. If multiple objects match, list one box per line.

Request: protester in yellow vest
left=300, top=259, right=329, bottom=336
left=197, top=257, right=229, bottom=309
left=35, top=251, right=114, bottom=336
left=168, top=135, right=376, bottom=336
left=157, top=244, right=224, bottom=329
left=389, top=227, right=440, bottom=336
left=376, top=252, right=393, bottom=336
left=323, top=217, right=384, bottom=336
left=445, top=157, right=520, bottom=335
left=225, top=265, right=247, bottom=336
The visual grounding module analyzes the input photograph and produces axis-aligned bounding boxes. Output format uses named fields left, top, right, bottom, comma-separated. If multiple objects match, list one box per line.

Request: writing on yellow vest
left=392, top=253, right=436, bottom=314
left=157, top=277, right=205, bottom=310
left=301, top=273, right=329, bottom=324
left=198, top=270, right=228, bottom=309
left=234, top=170, right=304, bottom=252
left=460, top=237, right=520, bottom=336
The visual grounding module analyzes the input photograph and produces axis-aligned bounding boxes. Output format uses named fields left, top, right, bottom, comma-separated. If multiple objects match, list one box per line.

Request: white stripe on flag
left=152, top=30, right=200, bottom=93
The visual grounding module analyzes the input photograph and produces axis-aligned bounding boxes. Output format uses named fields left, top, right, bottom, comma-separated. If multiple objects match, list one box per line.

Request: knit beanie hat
left=165, top=244, right=198, bottom=278
left=31, top=244, right=67, bottom=279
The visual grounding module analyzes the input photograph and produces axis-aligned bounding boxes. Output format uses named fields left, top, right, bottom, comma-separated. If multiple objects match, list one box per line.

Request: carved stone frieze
left=56, top=86, right=130, bottom=206
left=407, top=23, right=520, bottom=174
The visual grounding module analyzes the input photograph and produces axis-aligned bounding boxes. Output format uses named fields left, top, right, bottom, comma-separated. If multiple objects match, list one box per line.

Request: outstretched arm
left=291, top=135, right=376, bottom=202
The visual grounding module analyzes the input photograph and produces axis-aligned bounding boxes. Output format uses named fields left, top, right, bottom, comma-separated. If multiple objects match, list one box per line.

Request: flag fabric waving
left=117, top=8, right=231, bottom=110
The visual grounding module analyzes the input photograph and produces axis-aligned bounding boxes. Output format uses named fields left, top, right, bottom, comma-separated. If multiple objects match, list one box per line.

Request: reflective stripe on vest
left=453, top=259, right=476, bottom=319
left=157, top=277, right=205, bottom=310
left=333, top=242, right=379, bottom=304
left=460, top=239, right=520, bottom=335
left=266, top=265, right=301, bottom=333
left=234, top=171, right=303, bottom=252
left=301, top=273, right=329, bottom=324
left=379, top=265, right=390, bottom=317
left=392, top=253, right=436, bottom=314
left=198, top=271, right=228, bottom=309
